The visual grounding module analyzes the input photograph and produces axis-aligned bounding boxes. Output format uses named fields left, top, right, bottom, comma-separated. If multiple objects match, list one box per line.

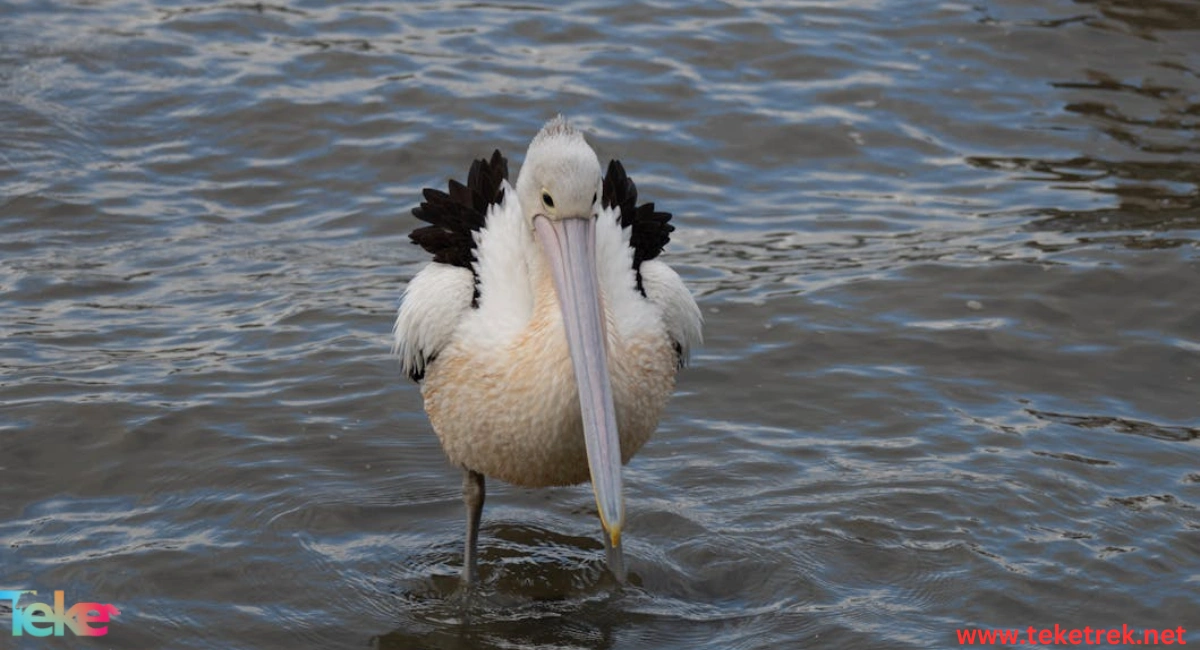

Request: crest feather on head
left=532, top=115, right=582, bottom=146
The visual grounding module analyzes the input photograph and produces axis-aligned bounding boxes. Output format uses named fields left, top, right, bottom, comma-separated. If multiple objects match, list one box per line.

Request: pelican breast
left=422, top=271, right=677, bottom=488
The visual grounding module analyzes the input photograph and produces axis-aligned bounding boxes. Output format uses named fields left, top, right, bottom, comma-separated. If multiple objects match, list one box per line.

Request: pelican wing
left=640, top=260, right=702, bottom=367
left=410, top=149, right=509, bottom=301
left=393, top=263, right=474, bottom=381
left=601, top=159, right=701, bottom=366
left=601, top=159, right=673, bottom=296
left=394, top=150, right=510, bottom=381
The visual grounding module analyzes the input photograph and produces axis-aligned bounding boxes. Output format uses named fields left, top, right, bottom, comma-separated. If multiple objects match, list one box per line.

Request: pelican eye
left=542, top=192, right=554, bottom=208
left=592, top=192, right=597, bottom=204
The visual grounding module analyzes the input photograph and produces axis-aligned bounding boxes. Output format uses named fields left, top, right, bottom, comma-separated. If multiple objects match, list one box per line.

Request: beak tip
left=603, top=524, right=627, bottom=583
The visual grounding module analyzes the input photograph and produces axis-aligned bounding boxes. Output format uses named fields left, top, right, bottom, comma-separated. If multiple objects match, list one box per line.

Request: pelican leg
left=461, top=469, right=485, bottom=585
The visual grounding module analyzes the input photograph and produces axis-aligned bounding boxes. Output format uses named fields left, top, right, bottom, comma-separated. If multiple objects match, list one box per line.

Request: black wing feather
left=602, top=159, right=674, bottom=295
left=409, top=149, right=509, bottom=306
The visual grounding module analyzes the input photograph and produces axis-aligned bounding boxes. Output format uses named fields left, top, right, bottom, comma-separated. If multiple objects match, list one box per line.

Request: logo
left=0, top=590, right=120, bottom=637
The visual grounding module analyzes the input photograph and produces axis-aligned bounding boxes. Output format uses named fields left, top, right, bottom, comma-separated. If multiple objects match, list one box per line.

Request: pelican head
left=516, top=116, right=603, bottom=224
left=517, top=116, right=626, bottom=577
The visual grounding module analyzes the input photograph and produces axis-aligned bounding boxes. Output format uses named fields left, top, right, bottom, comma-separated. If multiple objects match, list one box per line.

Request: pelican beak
left=533, top=214, right=626, bottom=580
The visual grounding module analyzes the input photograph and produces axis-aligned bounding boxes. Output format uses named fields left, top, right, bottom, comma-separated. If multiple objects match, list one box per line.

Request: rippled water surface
left=3, top=0, right=1199, bottom=648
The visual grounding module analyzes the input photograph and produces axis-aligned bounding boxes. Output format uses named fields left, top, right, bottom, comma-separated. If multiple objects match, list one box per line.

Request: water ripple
left=3, top=0, right=1199, bottom=648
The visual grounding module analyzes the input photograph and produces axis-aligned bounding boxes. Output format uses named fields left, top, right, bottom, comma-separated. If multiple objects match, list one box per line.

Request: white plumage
left=394, top=181, right=700, bottom=384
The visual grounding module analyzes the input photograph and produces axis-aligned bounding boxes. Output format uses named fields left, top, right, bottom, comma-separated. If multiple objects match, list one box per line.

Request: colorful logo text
left=0, top=590, right=119, bottom=637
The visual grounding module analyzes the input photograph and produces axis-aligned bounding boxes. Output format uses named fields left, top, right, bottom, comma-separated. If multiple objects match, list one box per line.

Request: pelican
left=392, top=116, right=701, bottom=584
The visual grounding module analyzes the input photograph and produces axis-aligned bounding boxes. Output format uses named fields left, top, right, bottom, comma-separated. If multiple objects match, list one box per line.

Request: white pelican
left=393, top=116, right=702, bottom=584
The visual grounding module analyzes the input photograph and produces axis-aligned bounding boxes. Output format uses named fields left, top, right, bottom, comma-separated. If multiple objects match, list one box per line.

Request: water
left=2, top=0, right=1198, bottom=648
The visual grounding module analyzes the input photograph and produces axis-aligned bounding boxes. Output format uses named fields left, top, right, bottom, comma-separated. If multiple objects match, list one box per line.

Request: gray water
left=2, top=1, right=1198, bottom=648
